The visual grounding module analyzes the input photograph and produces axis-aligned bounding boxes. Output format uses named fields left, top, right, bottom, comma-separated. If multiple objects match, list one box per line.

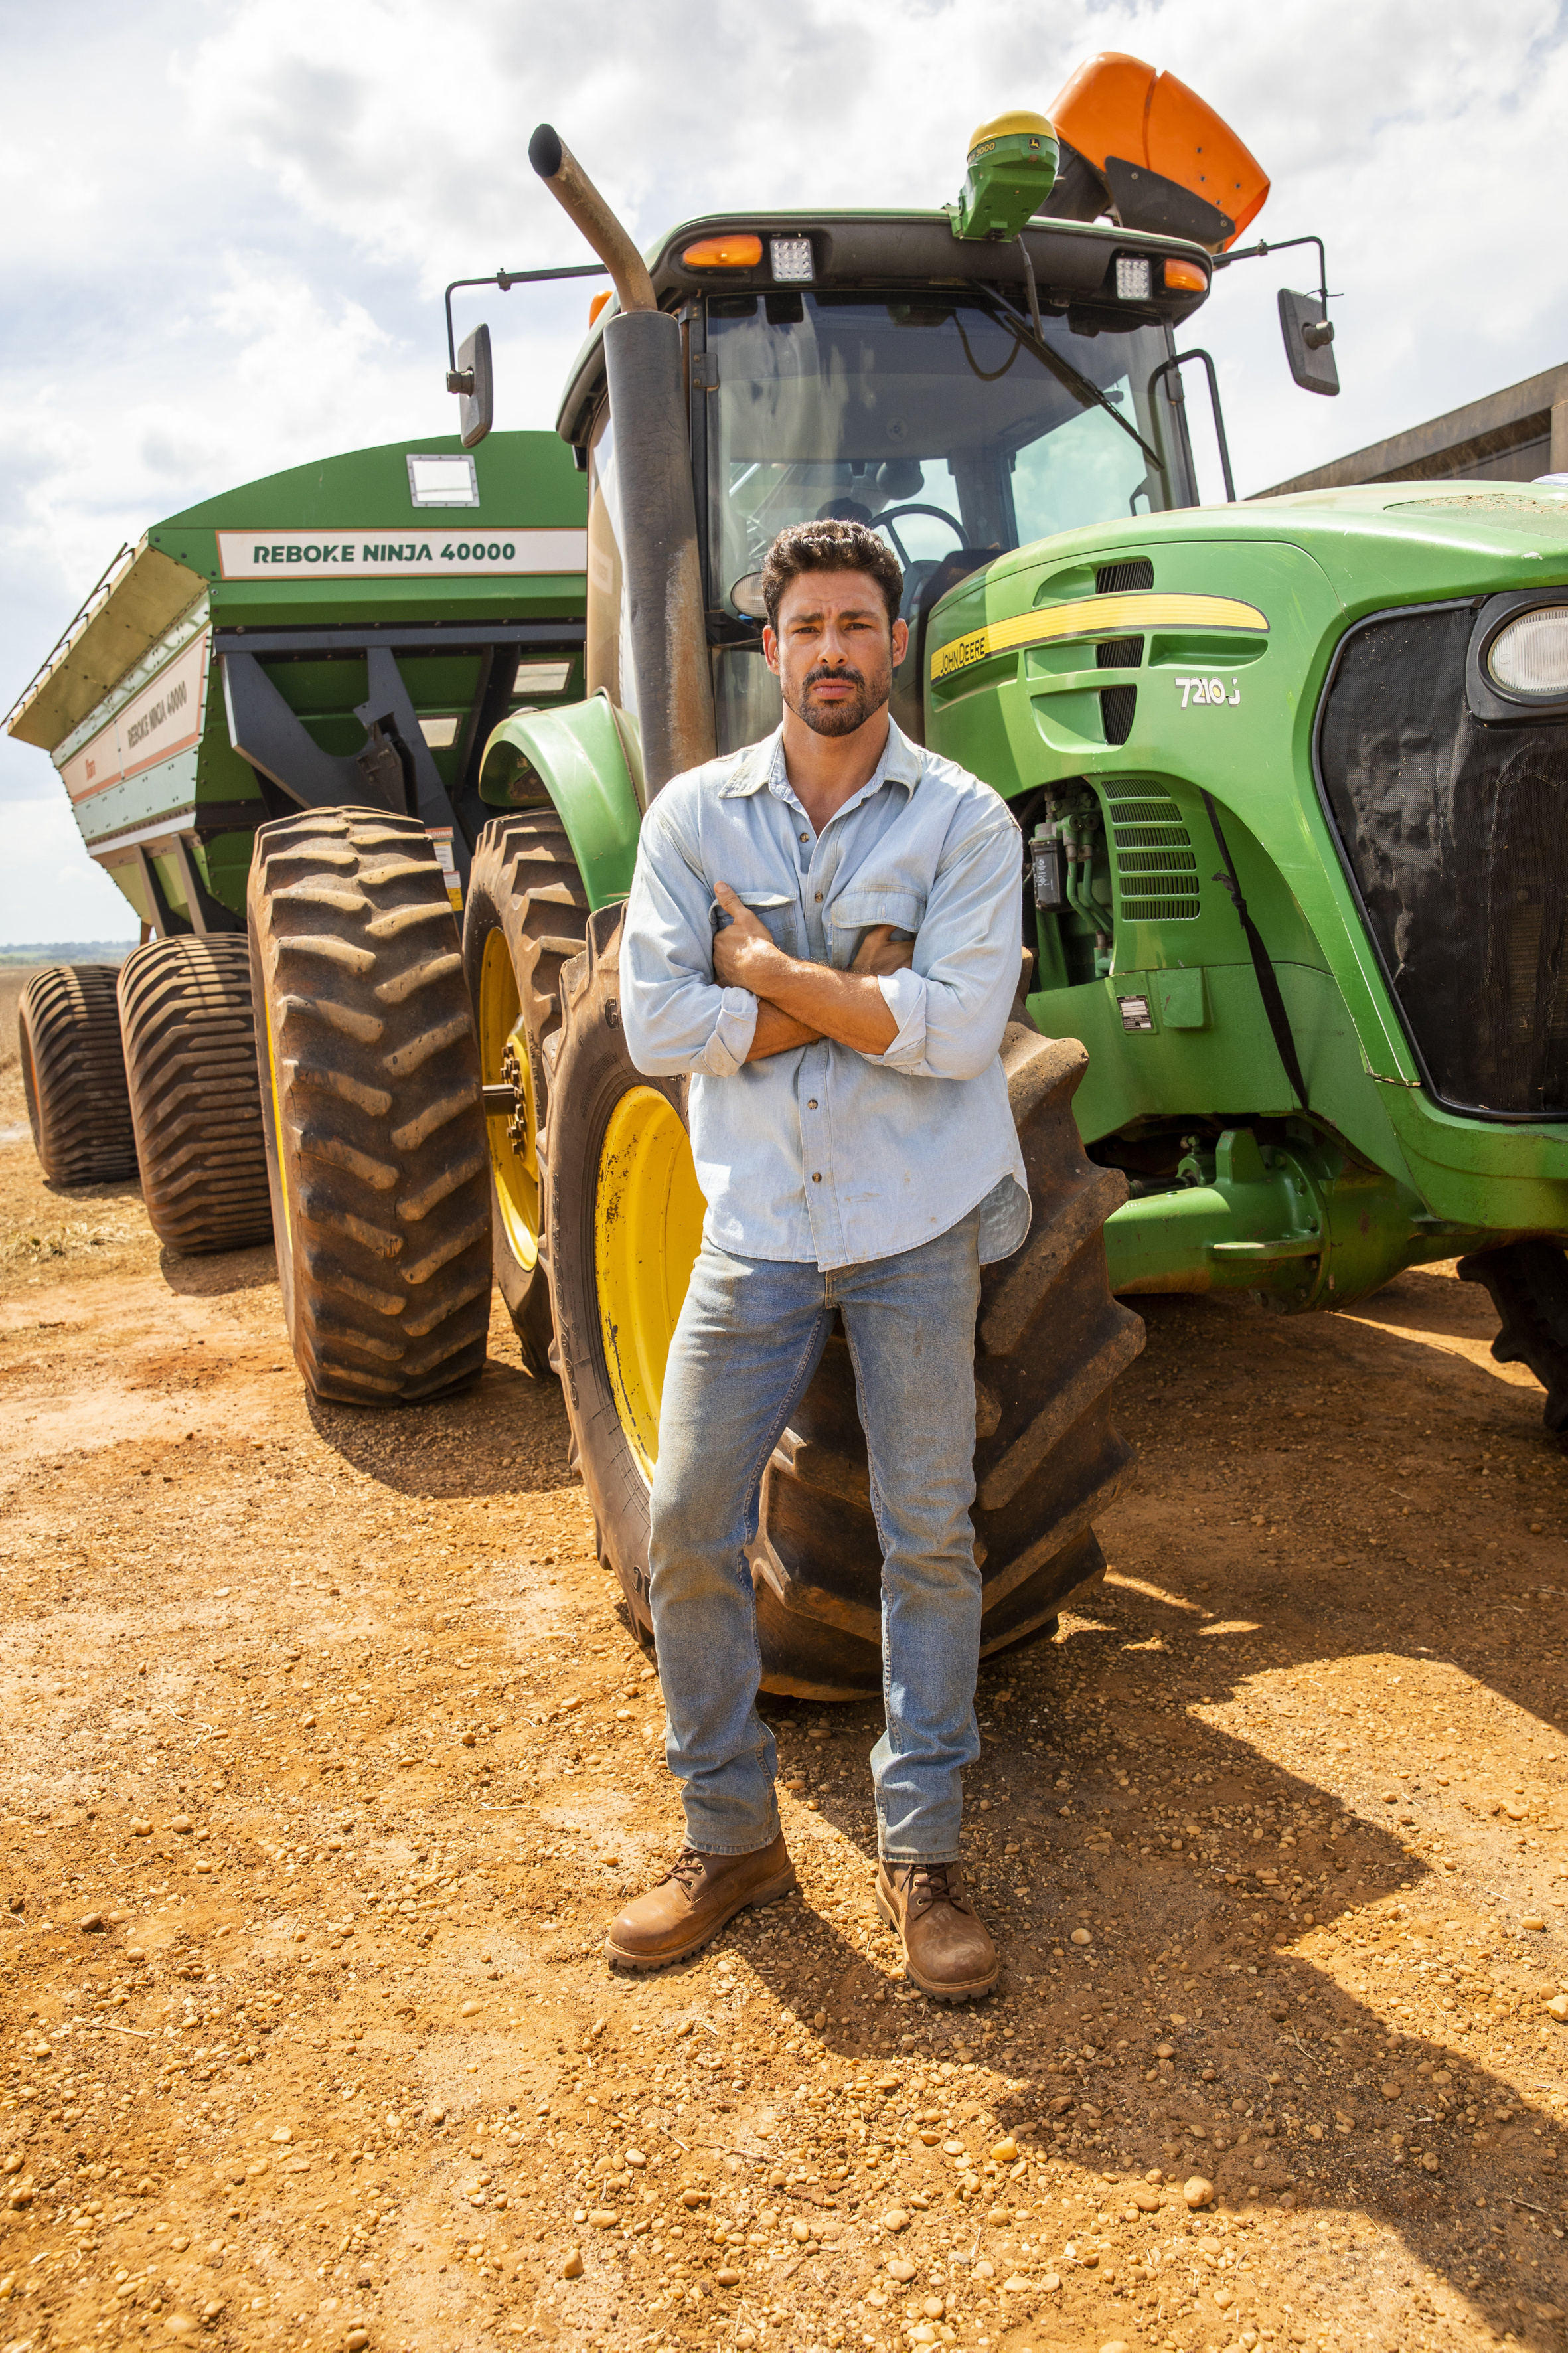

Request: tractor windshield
left=698, top=290, right=1183, bottom=748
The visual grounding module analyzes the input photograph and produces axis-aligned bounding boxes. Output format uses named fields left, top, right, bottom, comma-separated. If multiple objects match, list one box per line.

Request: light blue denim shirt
left=619, top=717, right=1031, bottom=1272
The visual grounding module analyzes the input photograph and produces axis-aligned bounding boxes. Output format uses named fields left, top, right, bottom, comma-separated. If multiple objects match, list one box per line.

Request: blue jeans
left=648, top=1211, right=983, bottom=1865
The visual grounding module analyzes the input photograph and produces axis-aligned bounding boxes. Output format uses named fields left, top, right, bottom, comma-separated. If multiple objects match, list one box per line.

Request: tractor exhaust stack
left=529, top=125, right=715, bottom=798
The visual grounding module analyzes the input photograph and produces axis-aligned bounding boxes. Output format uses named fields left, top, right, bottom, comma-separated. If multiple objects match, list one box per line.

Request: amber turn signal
left=680, top=234, right=764, bottom=270
left=588, top=290, right=613, bottom=326
left=1164, top=257, right=1208, bottom=294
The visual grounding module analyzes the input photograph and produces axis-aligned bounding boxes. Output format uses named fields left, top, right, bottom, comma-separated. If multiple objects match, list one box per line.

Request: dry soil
left=1, top=963, right=1565, bottom=2353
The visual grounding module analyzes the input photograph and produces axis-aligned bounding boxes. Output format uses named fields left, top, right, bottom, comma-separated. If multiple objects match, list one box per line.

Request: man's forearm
left=747, top=949, right=898, bottom=1055
left=745, top=1001, right=821, bottom=1061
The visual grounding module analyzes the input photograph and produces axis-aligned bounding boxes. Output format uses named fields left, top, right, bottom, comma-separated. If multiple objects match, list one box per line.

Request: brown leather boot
left=876, top=1859, right=999, bottom=2002
left=605, top=1834, right=797, bottom=1972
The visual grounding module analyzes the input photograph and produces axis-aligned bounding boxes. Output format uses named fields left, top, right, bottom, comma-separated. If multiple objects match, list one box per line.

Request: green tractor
left=244, top=55, right=1568, bottom=1696
left=6, top=430, right=586, bottom=1284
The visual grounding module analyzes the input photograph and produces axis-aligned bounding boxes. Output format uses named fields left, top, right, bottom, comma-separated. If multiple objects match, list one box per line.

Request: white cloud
left=5, top=0, right=1568, bottom=937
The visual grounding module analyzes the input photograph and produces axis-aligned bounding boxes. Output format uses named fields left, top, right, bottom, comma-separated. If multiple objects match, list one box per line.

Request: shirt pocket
left=716, top=889, right=802, bottom=957
left=826, top=883, right=925, bottom=967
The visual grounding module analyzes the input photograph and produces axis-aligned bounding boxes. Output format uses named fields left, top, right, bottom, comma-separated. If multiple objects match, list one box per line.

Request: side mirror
left=1278, top=289, right=1339, bottom=397
left=447, top=322, right=494, bottom=448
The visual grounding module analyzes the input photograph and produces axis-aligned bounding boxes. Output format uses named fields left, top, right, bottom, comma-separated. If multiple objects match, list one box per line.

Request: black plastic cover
left=1316, top=602, right=1568, bottom=1120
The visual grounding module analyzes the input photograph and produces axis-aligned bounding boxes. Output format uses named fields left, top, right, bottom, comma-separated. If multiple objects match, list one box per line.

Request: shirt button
left=807, top=1099, right=818, bottom=1110
left=814, top=892, right=823, bottom=902
left=811, top=1172, right=823, bottom=1183
left=799, top=832, right=809, bottom=843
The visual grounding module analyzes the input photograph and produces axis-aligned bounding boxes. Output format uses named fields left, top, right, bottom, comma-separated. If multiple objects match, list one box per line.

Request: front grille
left=1097, top=631, right=1142, bottom=745
left=1105, top=781, right=1200, bottom=922
left=1316, top=601, right=1568, bottom=1119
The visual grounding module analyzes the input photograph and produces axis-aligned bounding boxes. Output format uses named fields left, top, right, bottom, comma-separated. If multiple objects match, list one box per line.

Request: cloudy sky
left=3, top=0, right=1567, bottom=943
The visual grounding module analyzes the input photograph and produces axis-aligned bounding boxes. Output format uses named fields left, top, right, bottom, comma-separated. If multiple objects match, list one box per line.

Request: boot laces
left=897, top=1862, right=970, bottom=1915
left=665, top=1848, right=710, bottom=1895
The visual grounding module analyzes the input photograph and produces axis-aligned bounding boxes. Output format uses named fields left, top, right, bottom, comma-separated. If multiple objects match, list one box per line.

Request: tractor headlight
left=1487, top=605, right=1568, bottom=698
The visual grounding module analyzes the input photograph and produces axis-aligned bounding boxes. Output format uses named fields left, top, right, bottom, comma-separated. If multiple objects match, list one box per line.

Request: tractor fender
left=476, top=690, right=643, bottom=912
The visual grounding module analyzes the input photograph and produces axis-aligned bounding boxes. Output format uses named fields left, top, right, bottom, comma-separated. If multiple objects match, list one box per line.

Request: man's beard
left=786, top=655, right=892, bottom=738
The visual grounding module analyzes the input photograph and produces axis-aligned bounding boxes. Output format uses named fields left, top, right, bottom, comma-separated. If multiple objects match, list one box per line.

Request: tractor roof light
left=1115, top=255, right=1152, bottom=303
left=1487, top=606, right=1568, bottom=700
left=1164, top=256, right=1208, bottom=294
left=770, top=236, right=814, bottom=284
left=680, top=234, right=764, bottom=270
left=952, top=109, right=1059, bottom=242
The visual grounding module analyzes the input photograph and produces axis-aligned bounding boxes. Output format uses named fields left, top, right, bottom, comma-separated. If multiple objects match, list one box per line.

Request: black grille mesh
left=1105, top=781, right=1200, bottom=922
left=1318, top=603, right=1568, bottom=1117
left=1096, top=558, right=1154, bottom=594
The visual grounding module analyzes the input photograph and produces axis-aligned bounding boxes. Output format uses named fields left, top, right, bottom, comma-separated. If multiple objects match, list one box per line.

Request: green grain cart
left=7, top=432, right=586, bottom=1267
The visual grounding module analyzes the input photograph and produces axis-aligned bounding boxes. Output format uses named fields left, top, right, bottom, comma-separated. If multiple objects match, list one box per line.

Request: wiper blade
left=984, top=293, right=1166, bottom=477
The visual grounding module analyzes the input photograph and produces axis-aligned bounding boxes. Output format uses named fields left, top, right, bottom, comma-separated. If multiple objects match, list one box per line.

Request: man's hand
left=711, top=885, right=783, bottom=992
left=851, top=924, right=915, bottom=979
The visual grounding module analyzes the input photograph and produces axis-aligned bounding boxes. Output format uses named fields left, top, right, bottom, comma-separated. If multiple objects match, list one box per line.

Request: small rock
left=680, top=2188, right=709, bottom=2209
left=131, top=1821, right=152, bottom=1838
left=459, top=2000, right=481, bottom=2018
left=790, top=2219, right=811, bottom=2243
left=1101, top=2340, right=1131, bottom=2353
left=716, top=2267, right=740, bottom=2286
left=1380, top=2081, right=1401, bottom=2102
left=625, top=2147, right=646, bottom=2168
left=973, top=2260, right=994, bottom=2281
left=562, top=2249, right=584, bottom=2279
left=1071, top=1927, right=1091, bottom=1946
left=990, top=2135, right=1017, bottom=2162
left=346, top=2332, right=370, bottom=2353
left=1154, top=2042, right=1174, bottom=2060
left=882, top=2206, right=910, bottom=2233
left=429, top=2107, right=446, bottom=2125
left=79, top=1911, right=104, bottom=1933
left=588, top=2208, right=615, bottom=2228
left=1042, top=2271, right=1063, bottom=2291
left=271, top=2127, right=293, bottom=2144
left=461, top=1731, right=477, bottom=1748
left=1547, top=1994, right=1568, bottom=2022
left=163, top=2318, right=199, bottom=2342
left=1183, top=2176, right=1214, bottom=2210
left=886, top=2259, right=917, bottom=2283
left=170, top=1815, right=193, bottom=1835
left=1002, top=2273, right=1030, bottom=2292
left=1522, top=1915, right=1547, bottom=1932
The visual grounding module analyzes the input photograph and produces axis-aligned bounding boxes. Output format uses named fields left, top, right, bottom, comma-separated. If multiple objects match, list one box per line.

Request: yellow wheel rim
left=479, top=926, right=540, bottom=1271
left=595, top=1086, right=705, bottom=1479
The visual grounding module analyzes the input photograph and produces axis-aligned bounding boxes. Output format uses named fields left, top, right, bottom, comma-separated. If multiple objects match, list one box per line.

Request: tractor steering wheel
left=872, top=501, right=966, bottom=567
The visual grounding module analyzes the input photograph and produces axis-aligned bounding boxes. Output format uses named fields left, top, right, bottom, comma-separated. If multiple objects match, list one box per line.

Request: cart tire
left=461, top=811, right=589, bottom=1375
left=544, top=906, right=1143, bottom=1698
left=1459, top=1239, right=1568, bottom=1442
left=118, top=933, right=272, bottom=1255
left=247, top=806, right=491, bottom=1406
left=17, top=963, right=137, bottom=1186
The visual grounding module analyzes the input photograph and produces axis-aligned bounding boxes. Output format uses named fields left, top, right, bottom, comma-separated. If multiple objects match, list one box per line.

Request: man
left=608, top=517, right=1029, bottom=2002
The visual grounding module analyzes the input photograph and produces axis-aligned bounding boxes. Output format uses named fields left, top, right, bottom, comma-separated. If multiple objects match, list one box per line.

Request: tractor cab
left=556, top=206, right=1211, bottom=754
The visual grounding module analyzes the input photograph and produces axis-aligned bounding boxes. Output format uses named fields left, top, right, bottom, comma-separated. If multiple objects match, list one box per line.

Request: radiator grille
left=1096, top=558, right=1155, bottom=594
left=1105, top=780, right=1200, bottom=922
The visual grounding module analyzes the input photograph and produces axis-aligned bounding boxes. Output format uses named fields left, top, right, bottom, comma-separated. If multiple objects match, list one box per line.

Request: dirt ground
left=1, top=959, right=1566, bottom=2353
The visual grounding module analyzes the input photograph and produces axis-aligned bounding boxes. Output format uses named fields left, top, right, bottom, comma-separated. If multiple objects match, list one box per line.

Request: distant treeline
left=0, top=940, right=137, bottom=966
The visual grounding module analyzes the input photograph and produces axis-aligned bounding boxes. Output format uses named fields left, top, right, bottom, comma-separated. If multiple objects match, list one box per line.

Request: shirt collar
left=718, top=714, right=924, bottom=802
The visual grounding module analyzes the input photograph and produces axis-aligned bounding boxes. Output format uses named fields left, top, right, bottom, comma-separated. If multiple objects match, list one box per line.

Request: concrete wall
left=1260, top=361, right=1568, bottom=496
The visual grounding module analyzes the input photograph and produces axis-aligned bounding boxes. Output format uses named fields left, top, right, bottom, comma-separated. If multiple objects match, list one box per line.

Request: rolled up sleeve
left=865, top=810, right=1022, bottom=1080
left=620, top=807, right=759, bottom=1078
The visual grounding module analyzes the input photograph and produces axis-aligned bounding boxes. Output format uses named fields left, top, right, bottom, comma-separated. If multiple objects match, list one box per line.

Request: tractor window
left=703, top=291, right=1180, bottom=748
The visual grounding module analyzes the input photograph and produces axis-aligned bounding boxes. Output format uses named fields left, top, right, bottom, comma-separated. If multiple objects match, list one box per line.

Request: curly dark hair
left=760, top=517, right=903, bottom=634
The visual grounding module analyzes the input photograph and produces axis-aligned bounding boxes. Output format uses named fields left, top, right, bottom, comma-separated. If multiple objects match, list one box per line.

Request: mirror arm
left=1213, top=230, right=1334, bottom=331
left=442, top=264, right=609, bottom=390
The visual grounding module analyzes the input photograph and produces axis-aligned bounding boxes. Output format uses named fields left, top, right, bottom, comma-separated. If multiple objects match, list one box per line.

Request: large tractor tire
left=1458, top=1240, right=1568, bottom=1443
left=117, top=933, right=272, bottom=1255
left=461, top=810, right=590, bottom=1374
left=544, top=906, right=1144, bottom=1699
left=18, top=963, right=137, bottom=1186
left=247, top=807, right=492, bottom=1406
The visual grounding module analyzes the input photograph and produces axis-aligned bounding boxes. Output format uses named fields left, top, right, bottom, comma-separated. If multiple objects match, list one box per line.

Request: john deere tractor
left=246, top=54, right=1568, bottom=1692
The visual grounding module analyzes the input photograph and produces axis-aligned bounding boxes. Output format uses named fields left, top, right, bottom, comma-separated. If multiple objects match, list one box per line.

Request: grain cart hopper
left=6, top=432, right=586, bottom=1268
